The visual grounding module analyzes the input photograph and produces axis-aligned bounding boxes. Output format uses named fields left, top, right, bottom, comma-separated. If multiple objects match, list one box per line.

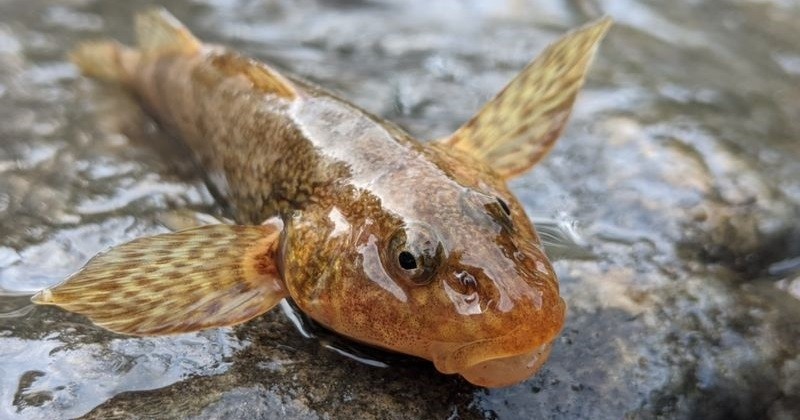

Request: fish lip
left=457, top=342, right=554, bottom=388
left=431, top=323, right=534, bottom=373
left=431, top=299, right=566, bottom=379
left=431, top=333, right=556, bottom=388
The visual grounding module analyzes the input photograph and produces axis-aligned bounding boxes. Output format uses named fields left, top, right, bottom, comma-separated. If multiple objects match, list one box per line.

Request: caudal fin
left=70, top=8, right=201, bottom=84
left=69, top=40, right=139, bottom=84
left=134, top=7, right=201, bottom=58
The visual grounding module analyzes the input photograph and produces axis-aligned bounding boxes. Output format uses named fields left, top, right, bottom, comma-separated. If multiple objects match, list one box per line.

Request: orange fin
left=439, top=17, right=612, bottom=179
left=31, top=219, right=286, bottom=336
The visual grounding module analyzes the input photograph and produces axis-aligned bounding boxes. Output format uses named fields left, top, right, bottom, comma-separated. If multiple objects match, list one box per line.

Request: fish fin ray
left=32, top=220, right=287, bottom=336
left=135, top=7, right=202, bottom=57
left=438, top=17, right=612, bottom=179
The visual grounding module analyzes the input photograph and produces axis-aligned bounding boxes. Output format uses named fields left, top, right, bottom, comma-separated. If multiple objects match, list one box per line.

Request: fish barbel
left=32, top=8, right=611, bottom=387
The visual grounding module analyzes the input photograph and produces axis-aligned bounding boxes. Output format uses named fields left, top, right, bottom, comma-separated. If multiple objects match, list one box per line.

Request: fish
left=31, top=8, right=611, bottom=388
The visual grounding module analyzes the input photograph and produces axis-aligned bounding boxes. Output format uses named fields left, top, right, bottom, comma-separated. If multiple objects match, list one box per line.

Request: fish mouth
left=431, top=300, right=565, bottom=388
left=432, top=332, right=556, bottom=388
left=456, top=342, right=553, bottom=388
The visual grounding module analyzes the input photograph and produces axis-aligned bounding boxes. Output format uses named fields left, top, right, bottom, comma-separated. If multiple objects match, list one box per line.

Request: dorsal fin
left=438, top=17, right=612, bottom=179
left=135, top=7, right=202, bottom=58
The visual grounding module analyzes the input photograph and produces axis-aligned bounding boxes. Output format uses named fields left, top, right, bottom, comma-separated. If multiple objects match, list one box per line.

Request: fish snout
left=431, top=295, right=566, bottom=387
left=456, top=342, right=554, bottom=388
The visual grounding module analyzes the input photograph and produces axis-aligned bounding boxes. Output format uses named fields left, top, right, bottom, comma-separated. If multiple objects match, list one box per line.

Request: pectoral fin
left=439, top=17, right=612, bottom=179
left=32, top=219, right=287, bottom=336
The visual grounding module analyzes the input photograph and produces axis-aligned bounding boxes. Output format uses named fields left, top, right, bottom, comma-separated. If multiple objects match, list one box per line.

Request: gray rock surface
left=1, top=0, right=798, bottom=418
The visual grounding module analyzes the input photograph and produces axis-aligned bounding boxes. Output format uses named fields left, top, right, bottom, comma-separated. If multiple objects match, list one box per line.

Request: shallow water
left=1, top=0, right=799, bottom=418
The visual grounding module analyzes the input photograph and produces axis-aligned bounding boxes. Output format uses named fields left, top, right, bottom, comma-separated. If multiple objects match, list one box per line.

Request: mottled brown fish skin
left=132, top=50, right=346, bottom=223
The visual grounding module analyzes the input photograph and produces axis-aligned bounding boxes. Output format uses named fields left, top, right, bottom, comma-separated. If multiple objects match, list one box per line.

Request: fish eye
left=386, top=225, right=443, bottom=286
left=496, top=197, right=511, bottom=216
left=398, top=251, right=417, bottom=270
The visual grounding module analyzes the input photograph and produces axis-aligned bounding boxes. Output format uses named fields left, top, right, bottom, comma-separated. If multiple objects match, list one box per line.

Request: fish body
left=33, top=9, right=611, bottom=387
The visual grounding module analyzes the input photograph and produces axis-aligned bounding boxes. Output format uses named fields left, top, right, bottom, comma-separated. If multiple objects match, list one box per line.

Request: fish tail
left=69, top=40, right=139, bottom=84
left=134, top=7, right=201, bottom=58
left=69, top=8, right=201, bottom=85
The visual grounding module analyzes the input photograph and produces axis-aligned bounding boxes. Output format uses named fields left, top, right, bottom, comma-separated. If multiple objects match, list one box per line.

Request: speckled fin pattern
left=31, top=220, right=287, bottom=336
left=440, top=17, right=612, bottom=179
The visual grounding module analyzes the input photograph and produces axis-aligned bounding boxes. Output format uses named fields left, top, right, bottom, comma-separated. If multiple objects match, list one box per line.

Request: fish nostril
left=456, top=271, right=477, bottom=288
left=444, top=272, right=482, bottom=315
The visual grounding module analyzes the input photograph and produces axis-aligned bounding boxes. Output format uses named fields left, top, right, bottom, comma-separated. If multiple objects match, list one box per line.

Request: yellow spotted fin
left=31, top=220, right=286, bottom=336
left=438, top=17, right=612, bottom=179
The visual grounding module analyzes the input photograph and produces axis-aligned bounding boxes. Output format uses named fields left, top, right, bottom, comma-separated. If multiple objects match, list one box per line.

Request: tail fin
left=69, top=41, right=139, bottom=84
left=135, top=7, right=201, bottom=58
left=69, top=8, right=201, bottom=84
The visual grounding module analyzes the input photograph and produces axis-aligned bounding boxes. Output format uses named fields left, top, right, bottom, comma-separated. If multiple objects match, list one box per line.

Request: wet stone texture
left=1, top=0, right=799, bottom=419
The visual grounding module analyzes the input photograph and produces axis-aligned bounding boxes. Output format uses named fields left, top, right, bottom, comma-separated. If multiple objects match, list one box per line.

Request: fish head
left=407, top=149, right=565, bottom=388
left=393, top=187, right=566, bottom=388
left=281, top=152, right=564, bottom=388
left=421, top=184, right=565, bottom=388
